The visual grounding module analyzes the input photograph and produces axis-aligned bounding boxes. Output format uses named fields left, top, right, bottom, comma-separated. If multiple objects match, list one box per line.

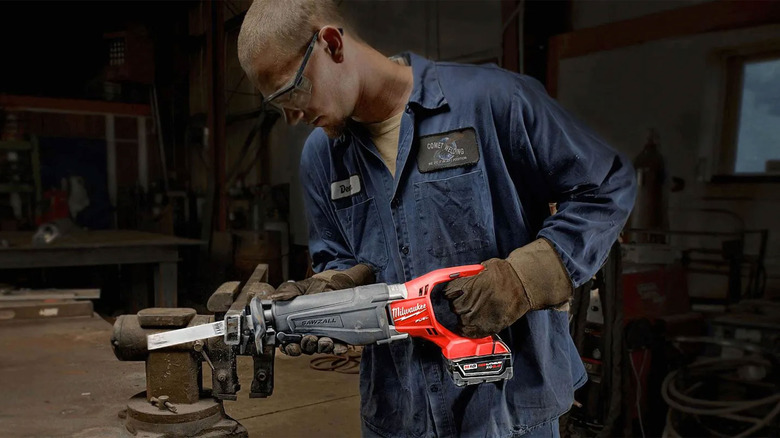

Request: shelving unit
left=0, top=137, right=41, bottom=226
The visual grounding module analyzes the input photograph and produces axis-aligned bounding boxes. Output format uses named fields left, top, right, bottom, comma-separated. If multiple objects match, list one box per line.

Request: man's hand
left=443, top=239, right=572, bottom=339
left=270, top=263, right=375, bottom=300
left=279, top=334, right=350, bottom=356
left=271, top=264, right=375, bottom=356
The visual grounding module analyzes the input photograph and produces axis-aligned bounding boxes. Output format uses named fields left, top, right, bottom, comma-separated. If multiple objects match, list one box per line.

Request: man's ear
left=320, top=26, right=344, bottom=63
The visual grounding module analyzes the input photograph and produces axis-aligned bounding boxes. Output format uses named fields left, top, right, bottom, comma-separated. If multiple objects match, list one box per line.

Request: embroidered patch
left=331, top=175, right=361, bottom=200
left=416, top=128, right=480, bottom=173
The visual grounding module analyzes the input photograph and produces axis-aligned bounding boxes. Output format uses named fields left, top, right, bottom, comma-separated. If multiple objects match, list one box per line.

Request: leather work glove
left=271, top=264, right=375, bottom=356
left=270, top=263, right=375, bottom=300
left=443, top=238, right=573, bottom=339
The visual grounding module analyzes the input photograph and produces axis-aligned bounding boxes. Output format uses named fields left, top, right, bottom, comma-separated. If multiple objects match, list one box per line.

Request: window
left=734, top=56, right=780, bottom=173
left=108, top=37, right=126, bottom=67
left=718, top=50, right=780, bottom=180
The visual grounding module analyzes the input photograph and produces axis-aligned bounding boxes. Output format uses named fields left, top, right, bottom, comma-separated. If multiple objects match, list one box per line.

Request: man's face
left=256, top=28, right=351, bottom=138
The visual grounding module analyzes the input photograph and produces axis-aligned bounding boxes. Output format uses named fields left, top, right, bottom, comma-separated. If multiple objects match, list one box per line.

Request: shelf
left=0, top=184, right=35, bottom=193
left=0, top=95, right=151, bottom=117
left=0, top=141, right=33, bottom=151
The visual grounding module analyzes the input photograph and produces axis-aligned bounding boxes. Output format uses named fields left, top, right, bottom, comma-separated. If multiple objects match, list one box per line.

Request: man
left=238, top=1, right=636, bottom=437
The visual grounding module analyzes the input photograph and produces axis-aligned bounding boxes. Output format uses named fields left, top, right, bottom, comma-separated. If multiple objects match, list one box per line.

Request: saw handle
left=388, top=265, right=510, bottom=361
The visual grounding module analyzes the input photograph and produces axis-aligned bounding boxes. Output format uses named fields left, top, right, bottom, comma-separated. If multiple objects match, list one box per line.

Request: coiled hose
left=661, top=337, right=779, bottom=438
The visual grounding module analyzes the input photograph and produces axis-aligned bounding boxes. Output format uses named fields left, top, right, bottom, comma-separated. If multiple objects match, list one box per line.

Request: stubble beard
left=322, top=119, right=348, bottom=139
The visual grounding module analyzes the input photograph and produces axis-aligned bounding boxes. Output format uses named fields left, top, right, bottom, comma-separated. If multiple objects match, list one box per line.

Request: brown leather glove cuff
left=272, top=264, right=376, bottom=301
left=312, top=264, right=375, bottom=287
left=311, top=270, right=339, bottom=281
left=506, top=238, right=573, bottom=310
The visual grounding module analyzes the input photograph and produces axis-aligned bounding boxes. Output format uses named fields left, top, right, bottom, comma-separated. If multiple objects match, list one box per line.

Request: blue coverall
left=298, top=52, right=637, bottom=437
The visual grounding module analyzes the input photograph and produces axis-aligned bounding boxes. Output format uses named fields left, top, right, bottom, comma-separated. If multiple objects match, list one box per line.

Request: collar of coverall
left=334, top=52, right=448, bottom=146
left=400, top=52, right=449, bottom=112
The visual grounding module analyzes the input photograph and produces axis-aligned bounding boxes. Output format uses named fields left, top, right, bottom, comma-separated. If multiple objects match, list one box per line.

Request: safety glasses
left=264, top=28, right=343, bottom=111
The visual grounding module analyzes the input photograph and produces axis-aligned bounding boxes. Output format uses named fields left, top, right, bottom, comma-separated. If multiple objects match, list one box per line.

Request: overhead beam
left=553, top=0, right=780, bottom=60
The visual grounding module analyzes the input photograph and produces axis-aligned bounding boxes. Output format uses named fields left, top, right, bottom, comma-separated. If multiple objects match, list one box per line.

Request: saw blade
left=147, top=321, right=225, bottom=350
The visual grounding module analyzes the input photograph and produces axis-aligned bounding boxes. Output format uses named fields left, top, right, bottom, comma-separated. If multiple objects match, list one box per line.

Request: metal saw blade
left=147, top=321, right=225, bottom=350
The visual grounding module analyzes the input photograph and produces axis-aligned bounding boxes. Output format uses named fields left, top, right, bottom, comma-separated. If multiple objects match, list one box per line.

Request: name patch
left=331, top=175, right=362, bottom=200
left=417, top=128, right=480, bottom=173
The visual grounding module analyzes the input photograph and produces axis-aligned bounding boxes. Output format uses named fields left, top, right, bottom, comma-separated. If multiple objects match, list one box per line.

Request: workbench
left=0, top=230, right=202, bottom=307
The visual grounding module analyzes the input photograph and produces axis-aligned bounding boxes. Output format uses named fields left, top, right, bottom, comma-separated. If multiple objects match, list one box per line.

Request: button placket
left=422, top=354, right=456, bottom=436
left=395, top=207, right=414, bottom=280
left=388, top=179, right=414, bottom=280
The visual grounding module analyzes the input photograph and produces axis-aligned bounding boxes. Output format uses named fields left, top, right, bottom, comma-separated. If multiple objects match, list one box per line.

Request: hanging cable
left=309, top=348, right=361, bottom=375
left=629, top=349, right=648, bottom=438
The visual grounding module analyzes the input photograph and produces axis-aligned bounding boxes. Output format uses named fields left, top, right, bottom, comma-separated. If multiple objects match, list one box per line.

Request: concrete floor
left=0, top=315, right=361, bottom=438
left=223, top=355, right=361, bottom=437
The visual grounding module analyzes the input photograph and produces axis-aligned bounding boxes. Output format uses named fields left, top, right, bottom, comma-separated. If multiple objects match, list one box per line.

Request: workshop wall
left=556, top=6, right=780, bottom=298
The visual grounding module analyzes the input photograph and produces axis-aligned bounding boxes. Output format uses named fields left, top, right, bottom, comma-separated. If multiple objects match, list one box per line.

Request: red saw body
left=388, top=265, right=513, bottom=385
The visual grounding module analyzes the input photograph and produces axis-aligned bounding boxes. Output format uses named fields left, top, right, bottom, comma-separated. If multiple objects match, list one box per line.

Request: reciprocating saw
left=147, top=265, right=513, bottom=388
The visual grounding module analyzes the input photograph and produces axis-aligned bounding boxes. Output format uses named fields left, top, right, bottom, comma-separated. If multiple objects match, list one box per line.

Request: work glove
left=270, top=263, right=375, bottom=300
left=271, top=264, right=375, bottom=356
left=443, top=238, right=573, bottom=339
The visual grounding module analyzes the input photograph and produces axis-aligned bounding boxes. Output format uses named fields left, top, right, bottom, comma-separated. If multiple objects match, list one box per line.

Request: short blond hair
left=238, top=0, right=348, bottom=87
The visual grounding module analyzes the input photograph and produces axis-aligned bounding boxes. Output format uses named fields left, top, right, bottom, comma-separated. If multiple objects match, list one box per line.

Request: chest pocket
left=413, top=169, right=496, bottom=266
left=335, top=197, right=389, bottom=270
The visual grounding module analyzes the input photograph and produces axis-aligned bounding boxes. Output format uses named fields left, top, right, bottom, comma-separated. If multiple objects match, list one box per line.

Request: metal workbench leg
left=154, top=262, right=178, bottom=307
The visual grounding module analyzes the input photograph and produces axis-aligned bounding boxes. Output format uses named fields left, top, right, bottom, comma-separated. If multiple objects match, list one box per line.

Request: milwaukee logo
left=392, top=303, right=427, bottom=322
left=298, top=316, right=343, bottom=328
